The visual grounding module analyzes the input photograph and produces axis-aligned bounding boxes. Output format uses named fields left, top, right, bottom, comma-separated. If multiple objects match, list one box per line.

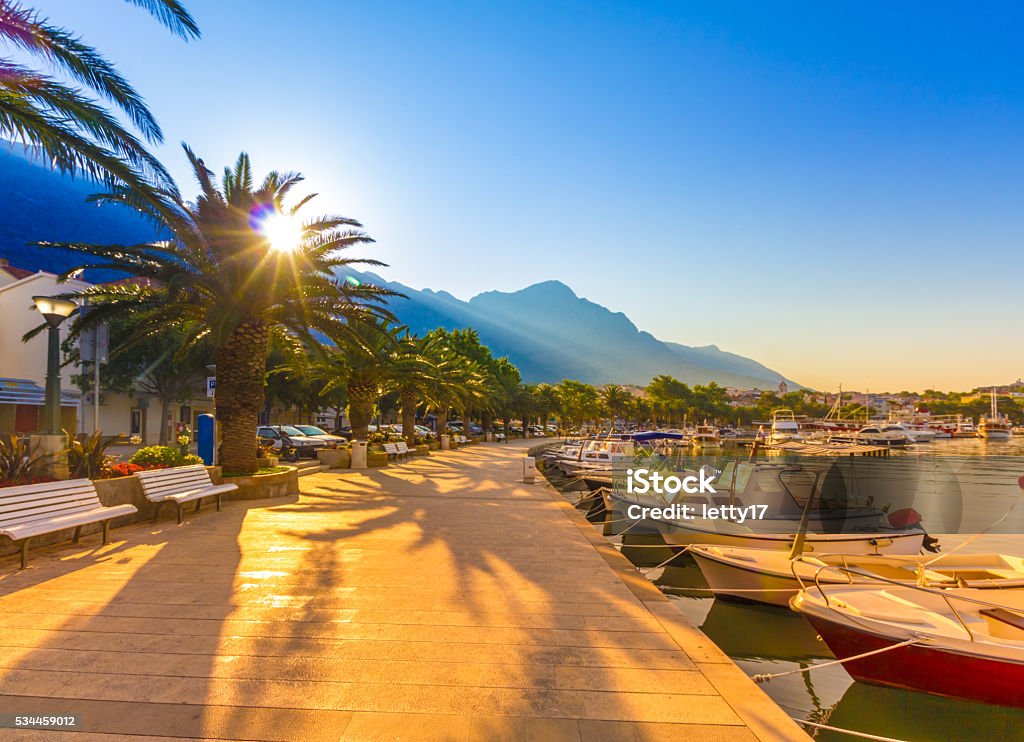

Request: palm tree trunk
left=348, top=382, right=376, bottom=441
left=400, top=391, right=418, bottom=448
left=215, top=321, right=270, bottom=474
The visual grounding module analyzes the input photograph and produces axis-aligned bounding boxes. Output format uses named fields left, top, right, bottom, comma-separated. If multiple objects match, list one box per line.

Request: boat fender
left=887, top=507, right=922, bottom=529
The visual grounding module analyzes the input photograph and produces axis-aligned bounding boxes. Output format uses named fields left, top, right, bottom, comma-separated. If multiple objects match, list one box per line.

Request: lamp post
left=32, top=296, right=77, bottom=434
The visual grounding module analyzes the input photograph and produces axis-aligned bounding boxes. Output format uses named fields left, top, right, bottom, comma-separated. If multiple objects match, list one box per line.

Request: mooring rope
left=752, top=637, right=920, bottom=684
left=795, top=719, right=907, bottom=742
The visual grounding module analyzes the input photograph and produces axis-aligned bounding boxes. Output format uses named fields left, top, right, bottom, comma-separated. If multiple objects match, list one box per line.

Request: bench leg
left=152, top=501, right=163, bottom=523
left=216, top=494, right=222, bottom=512
left=102, top=520, right=110, bottom=546
left=19, top=539, right=29, bottom=570
left=177, top=503, right=184, bottom=525
left=196, top=499, right=201, bottom=513
left=72, top=525, right=83, bottom=544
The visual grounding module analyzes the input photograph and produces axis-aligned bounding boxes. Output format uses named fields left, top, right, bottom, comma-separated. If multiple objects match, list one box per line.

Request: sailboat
left=979, top=389, right=1012, bottom=440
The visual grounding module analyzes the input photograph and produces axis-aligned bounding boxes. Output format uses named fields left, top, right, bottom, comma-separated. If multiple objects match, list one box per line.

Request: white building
left=0, top=259, right=212, bottom=443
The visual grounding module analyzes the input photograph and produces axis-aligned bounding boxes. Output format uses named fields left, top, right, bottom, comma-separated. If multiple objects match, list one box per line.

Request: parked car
left=257, top=425, right=327, bottom=460
left=389, top=424, right=437, bottom=439
left=291, top=424, right=347, bottom=448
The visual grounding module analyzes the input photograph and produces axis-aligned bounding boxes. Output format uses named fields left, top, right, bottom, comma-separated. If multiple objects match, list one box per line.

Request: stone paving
left=0, top=440, right=806, bottom=740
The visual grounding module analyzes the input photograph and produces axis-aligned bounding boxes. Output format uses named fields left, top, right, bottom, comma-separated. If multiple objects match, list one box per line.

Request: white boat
left=613, top=460, right=929, bottom=555
left=883, top=421, right=937, bottom=443
left=979, top=389, right=1012, bottom=440
left=690, top=545, right=1024, bottom=607
left=791, top=584, right=1024, bottom=706
left=828, top=424, right=915, bottom=447
left=767, top=409, right=802, bottom=445
left=690, top=423, right=721, bottom=450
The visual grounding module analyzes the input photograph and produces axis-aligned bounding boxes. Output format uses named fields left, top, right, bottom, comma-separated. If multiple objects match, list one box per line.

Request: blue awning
left=0, top=378, right=79, bottom=407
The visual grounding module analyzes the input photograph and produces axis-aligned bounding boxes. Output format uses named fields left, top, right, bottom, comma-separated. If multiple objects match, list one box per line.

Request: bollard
left=523, top=456, right=536, bottom=483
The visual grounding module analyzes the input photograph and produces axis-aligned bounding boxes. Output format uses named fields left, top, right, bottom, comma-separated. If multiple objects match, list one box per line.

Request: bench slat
left=0, top=492, right=102, bottom=516
left=1, top=504, right=137, bottom=540
left=0, top=479, right=97, bottom=501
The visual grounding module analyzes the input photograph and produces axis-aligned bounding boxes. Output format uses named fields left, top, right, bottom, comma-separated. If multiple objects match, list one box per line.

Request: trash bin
left=351, top=440, right=368, bottom=469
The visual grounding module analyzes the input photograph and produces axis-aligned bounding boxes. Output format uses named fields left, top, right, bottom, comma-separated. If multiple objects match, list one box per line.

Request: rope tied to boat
left=794, top=719, right=908, bottom=742
left=752, top=637, right=921, bottom=684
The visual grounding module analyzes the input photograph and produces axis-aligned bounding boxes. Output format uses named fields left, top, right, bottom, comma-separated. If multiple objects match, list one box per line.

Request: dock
left=0, top=440, right=805, bottom=740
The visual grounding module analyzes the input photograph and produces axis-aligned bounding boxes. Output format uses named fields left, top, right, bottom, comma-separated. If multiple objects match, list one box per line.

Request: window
left=131, top=408, right=144, bottom=436
left=180, top=406, right=191, bottom=423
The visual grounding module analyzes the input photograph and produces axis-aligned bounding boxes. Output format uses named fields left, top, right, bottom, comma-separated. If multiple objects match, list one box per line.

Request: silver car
left=257, top=425, right=327, bottom=459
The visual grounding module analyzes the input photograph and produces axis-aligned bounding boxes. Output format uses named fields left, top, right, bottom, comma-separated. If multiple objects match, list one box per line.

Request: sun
left=260, top=212, right=304, bottom=253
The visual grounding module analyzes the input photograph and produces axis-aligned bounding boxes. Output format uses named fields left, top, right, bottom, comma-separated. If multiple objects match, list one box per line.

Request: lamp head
left=32, top=296, right=77, bottom=327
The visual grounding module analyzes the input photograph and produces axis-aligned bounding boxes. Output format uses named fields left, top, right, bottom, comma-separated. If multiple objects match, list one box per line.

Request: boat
left=791, top=583, right=1024, bottom=707
left=609, top=460, right=929, bottom=555
left=766, top=409, right=802, bottom=445
left=555, top=431, right=688, bottom=476
left=979, top=389, right=1013, bottom=440
left=828, top=424, right=915, bottom=447
left=954, top=417, right=978, bottom=438
left=690, top=546, right=1024, bottom=607
left=690, top=423, right=721, bottom=450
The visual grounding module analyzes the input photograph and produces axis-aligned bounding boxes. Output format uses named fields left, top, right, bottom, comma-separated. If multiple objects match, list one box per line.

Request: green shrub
left=129, top=445, right=182, bottom=468
left=66, top=430, right=120, bottom=479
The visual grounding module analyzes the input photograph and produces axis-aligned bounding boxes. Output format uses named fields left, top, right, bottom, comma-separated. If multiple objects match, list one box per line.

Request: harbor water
left=548, top=436, right=1024, bottom=741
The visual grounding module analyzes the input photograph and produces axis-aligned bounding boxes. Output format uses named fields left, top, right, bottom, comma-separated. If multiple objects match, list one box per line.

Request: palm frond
left=121, top=0, right=200, bottom=39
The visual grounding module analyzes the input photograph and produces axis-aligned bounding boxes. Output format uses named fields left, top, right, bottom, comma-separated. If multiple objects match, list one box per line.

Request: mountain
left=348, top=270, right=797, bottom=388
left=0, top=146, right=154, bottom=282
left=0, top=144, right=796, bottom=388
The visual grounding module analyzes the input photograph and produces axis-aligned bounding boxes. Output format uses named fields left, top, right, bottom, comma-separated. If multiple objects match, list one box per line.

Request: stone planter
left=222, top=466, right=299, bottom=499
left=256, top=455, right=279, bottom=468
left=428, top=440, right=441, bottom=451
left=366, top=450, right=388, bottom=468
left=317, top=448, right=351, bottom=469
left=414, top=445, right=430, bottom=456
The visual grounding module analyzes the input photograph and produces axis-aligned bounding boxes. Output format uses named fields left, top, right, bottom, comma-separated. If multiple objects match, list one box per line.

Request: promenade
left=0, top=440, right=805, bottom=741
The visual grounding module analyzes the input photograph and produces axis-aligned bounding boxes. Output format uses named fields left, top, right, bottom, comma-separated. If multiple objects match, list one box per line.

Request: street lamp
left=32, top=296, right=77, bottom=434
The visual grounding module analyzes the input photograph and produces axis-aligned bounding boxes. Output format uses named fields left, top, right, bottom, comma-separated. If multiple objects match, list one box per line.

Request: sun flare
left=260, top=212, right=304, bottom=253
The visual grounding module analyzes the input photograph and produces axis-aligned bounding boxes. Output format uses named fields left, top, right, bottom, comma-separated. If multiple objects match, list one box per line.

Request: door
left=14, top=405, right=38, bottom=433
left=130, top=408, right=145, bottom=437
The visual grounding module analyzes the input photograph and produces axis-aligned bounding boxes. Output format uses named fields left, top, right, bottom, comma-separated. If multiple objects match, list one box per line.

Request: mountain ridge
left=352, top=270, right=797, bottom=388
left=0, top=144, right=797, bottom=388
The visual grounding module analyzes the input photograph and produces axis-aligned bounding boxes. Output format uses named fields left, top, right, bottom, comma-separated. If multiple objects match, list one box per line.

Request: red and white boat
left=791, top=584, right=1024, bottom=706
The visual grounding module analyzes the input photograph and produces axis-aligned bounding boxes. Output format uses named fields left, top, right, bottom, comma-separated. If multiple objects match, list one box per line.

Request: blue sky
left=32, top=1, right=1024, bottom=390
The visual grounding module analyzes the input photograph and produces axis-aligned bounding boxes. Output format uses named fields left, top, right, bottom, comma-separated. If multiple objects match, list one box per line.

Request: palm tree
left=535, top=383, right=560, bottom=433
left=40, top=149, right=393, bottom=473
left=420, top=329, right=485, bottom=441
left=389, top=333, right=435, bottom=448
left=1, top=1, right=198, bottom=190
left=600, top=384, right=630, bottom=428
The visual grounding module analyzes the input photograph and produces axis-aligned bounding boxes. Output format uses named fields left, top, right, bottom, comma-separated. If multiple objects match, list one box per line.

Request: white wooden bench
left=0, top=479, right=138, bottom=569
left=395, top=441, right=411, bottom=460
left=454, top=435, right=469, bottom=446
left=383, top=442, right=405, bottom=462
left=136, top=465, right=238, bottom=524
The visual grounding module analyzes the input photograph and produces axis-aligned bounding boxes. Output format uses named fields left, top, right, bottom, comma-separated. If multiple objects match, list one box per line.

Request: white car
left=257, top=425, right=327, bottom=459
left=291, top=424, right=347, bottom=447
